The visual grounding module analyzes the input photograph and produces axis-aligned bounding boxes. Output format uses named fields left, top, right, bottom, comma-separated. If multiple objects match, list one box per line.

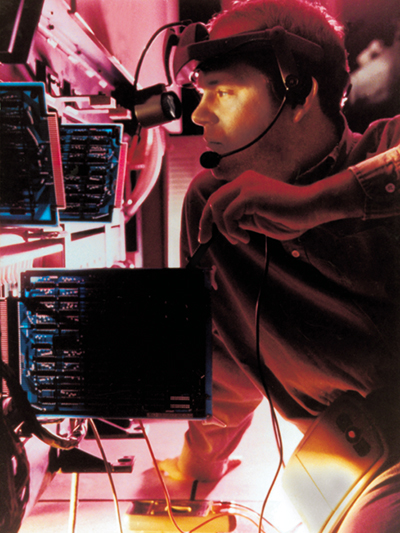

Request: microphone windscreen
left=200, top=151, right=222, bottom=169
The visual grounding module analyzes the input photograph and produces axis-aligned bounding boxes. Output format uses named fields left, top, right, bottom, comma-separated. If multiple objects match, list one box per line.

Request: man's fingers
left=199, top=187, right=242, bottom=244
left=238, top=216, right=306, bottom=240
left=198, top=203, right=214, bottom=243
left=223, top=196, right=251, bottom=243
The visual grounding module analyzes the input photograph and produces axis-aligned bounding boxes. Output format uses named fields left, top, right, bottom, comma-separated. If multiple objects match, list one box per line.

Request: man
left=160, top=0, right=400, bottom=530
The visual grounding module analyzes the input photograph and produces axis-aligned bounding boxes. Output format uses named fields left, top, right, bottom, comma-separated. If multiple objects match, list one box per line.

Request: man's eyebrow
left=194, top=75, right=229, bottom=89
left=205, top=78, right=221, bottom=87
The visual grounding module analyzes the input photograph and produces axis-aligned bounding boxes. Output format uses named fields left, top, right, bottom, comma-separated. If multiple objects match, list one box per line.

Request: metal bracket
left=52, top=447, right=134, bottom=474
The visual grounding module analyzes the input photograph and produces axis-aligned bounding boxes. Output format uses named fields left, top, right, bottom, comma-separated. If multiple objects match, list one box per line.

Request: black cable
left=133, top=20, right=190, bottom=93
left=126, top=20, right=189, bottom=140
left=255, top=236, right=284, bottom=533
left=190, top=479, right=199, bottom=501
left=186, top=237, right=215, bottom=269
left=0, top=359, right=86, bottom=450
left=186, top=228, right=284, bottom=532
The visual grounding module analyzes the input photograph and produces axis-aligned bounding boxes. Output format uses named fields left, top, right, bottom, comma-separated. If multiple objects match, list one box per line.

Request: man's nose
left=191, top=97, right=218, bottom=127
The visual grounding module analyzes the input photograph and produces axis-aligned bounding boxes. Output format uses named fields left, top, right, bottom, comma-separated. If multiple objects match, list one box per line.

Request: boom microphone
left=200, top=95, right=288, bottom=169
left=200, top=151, right=223, bottom=169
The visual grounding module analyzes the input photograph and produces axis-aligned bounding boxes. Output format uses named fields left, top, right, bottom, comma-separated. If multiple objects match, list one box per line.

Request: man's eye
left=217, top=90, right=230, bottom=97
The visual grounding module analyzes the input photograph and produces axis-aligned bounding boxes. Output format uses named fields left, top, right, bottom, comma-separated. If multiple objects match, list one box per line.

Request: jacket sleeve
left=348, top=117, right=400, bottom=218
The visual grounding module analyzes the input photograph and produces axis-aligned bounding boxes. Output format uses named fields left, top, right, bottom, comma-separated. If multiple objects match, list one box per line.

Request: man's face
left=191, top=61, right=289, bottom=179
left=192, top=63, right=279, bottom=155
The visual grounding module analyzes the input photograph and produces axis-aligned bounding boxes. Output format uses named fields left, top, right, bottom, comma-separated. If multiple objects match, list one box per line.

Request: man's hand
left=198, top=169, right=365, bottom=244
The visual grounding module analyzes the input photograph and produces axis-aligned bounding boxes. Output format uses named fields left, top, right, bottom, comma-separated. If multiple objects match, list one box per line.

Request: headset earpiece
left=269, top=27, right=314, bottom=107
left=285, top=73, right=313, bottom=107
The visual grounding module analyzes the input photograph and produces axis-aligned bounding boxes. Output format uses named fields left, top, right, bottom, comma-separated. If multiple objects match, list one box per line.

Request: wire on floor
left=255, top=237, right=285, bottom=533
left=138, top=420, right=283, bottom=533
left=68, top=473, right=79, bottom=533
left=89, top=419, right=124, bottom=533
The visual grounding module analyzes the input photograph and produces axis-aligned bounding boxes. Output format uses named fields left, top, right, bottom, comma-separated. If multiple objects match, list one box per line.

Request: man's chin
left=210, top=154, right=244, bottom=181
left=211, top=167, right=228, bottom=180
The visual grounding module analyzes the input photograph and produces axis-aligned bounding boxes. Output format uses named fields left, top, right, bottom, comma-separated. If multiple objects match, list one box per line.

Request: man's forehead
left=194, top=63, right=265, bottom=88
left=194, top=70, right=234, bottom=88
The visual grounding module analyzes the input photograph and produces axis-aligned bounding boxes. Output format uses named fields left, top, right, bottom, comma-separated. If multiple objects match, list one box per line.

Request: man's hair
left=206, top=0, right=349, bottom=125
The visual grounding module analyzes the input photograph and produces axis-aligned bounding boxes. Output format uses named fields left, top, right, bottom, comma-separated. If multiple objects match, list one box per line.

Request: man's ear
left=293, top=77, right=319, bottom=123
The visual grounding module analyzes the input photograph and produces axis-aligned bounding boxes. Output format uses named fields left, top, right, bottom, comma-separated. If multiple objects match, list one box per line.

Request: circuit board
left=59, top=124, right=125, bottom=222
left=0, top=82, right=64, bottom=225
left=17, top=268, right=212, bottom=419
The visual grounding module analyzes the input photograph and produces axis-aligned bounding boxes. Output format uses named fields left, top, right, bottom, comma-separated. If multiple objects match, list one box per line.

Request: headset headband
left=172, top=22, right=324, bottom=105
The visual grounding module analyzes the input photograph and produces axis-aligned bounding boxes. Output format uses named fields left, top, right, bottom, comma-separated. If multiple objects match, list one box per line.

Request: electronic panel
left=0, top=82, right=65, bottom=226
left=17, top=268, right=212, bottom=419
left=0, top=82, right=65, bottom=225
left=59, top=124, right=126, bottom=222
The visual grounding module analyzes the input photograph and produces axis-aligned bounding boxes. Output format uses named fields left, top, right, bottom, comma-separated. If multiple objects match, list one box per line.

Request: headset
left=112, top=21, right=324, bottom=167
left=172, top=23, right=324, bottom=168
